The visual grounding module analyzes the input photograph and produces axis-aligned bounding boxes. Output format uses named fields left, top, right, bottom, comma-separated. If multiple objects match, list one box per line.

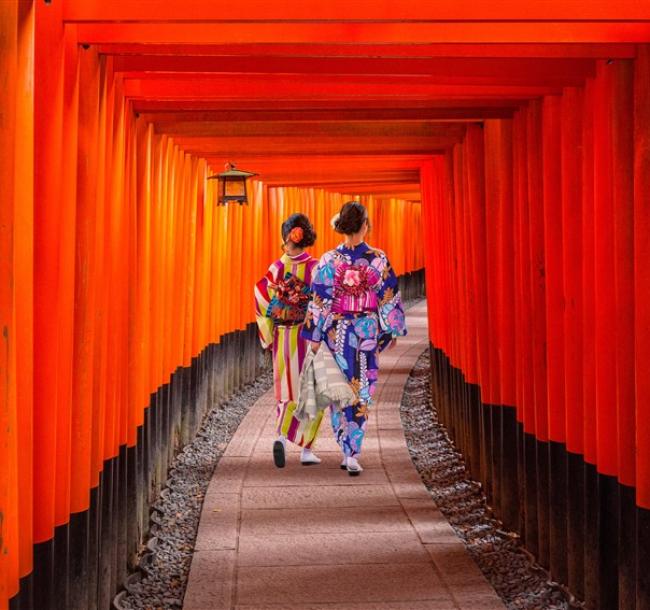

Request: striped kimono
left=254, top=251, right=324, bottom=447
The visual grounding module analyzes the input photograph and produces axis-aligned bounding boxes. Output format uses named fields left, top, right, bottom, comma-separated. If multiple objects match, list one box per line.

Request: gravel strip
left=400, top=349, right=585, bottom=610
left=116, top=370, right=273, bottom=610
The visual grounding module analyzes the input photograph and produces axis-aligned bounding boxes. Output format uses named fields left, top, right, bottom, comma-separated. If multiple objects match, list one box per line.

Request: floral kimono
left=255, top=251, right=324, bottom=447
left=301, top=242, right=407, bottom=457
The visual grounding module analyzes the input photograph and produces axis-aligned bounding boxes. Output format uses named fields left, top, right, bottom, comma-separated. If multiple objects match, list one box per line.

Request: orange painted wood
left=542, top=94, right=565, bottom=443
left=152, top=121, right=467, bottom=139
left=33, top=0, right=65, bottom=544
left=611, top=60, right=636, bottom=488
left=483, top=121, right=503, bottom=406
left=54, top=23, right=80, bottom=526
left=635, top=45, right=650, bottom=509
left=526, top=100, right=549, bottom=442
left=581, top=76, right=598, bottom=467
left=75, top=21, right=650, bottom=46
left=173, top=140, right=455, bottom=157
left=113, top=55, right=594, bottom=88
left=61, top=0, right=650, bottom=22
left=123, top=75, right=563, bottom=100
left=0, top=3, right=20, bottom=604
left=134, top=98, right=527, bottom=113
left=71, top=44, right=100, bottom=513
left=513, top=107, right=535, bottom=431
left=90, top=53, right=110, bottom=488
left=14, top=0, right=35, bottom=581
left=487, top=119, right=516, bottom=407
left=465, top=125, right=490, bottom=401
left=125, top=114, right=141, bottom=445
left=95, top=42, right=639, bottom=60
left=441, top=155, right=458, bottom=367
left=455, top=145, right=478, bottom=386
left=560, top=87, right=585, bottom=455
left=143, top=108, right=515, bottom=124
left=593, top=61, right=618, bottom=477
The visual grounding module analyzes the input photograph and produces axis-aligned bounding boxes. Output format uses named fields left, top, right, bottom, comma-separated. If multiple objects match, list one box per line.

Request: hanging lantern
left=208, top=162, right=257, bottom=205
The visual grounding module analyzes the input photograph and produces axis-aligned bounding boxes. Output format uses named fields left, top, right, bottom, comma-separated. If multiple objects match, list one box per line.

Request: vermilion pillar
left=634, top=44, right=650, bottom=610
left=33, top=0, right=65, bottom=547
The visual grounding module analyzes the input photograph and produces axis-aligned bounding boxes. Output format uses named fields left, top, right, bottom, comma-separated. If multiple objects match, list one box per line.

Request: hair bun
left=330, top=213, right=340, bottom=230
left=333, top=201, right=367, bottom=235
left=281, top=213, right=317, bottom=248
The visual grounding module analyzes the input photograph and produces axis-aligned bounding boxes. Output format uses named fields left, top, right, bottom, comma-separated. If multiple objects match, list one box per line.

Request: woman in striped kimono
left=301, top=201, right=407, bottom=476
left=255, top=213, right=324, bottom=468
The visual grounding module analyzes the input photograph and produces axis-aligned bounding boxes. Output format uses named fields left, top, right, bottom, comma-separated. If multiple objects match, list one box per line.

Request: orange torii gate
left=1, top=2, right=649, bottom=609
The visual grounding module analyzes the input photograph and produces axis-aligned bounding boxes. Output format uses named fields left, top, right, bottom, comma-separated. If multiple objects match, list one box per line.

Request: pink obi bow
left=332, top=263, right=379, bottom=313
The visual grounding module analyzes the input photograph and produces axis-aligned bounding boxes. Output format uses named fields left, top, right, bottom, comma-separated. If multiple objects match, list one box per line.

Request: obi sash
left=268, top=272, right=310, bottom=325
left=332, top=291, right=378, bottom=314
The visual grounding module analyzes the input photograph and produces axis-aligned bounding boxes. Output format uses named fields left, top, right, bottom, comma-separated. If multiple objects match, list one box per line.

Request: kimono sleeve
left=254, top=265, right=277, bottom=349
left=377, top=253, right=407, bottom=348
left=300, top=253, right=335, bottom=344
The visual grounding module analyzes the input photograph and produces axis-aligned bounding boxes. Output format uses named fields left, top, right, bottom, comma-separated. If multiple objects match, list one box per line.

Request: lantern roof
left=219, top=167, right=257, bottom=179
left=208, top=163, right=258, bottom=180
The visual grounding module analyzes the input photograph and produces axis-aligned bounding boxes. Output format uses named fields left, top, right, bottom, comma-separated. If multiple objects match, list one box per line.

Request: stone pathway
left=183, top=302, right=505, bottom=610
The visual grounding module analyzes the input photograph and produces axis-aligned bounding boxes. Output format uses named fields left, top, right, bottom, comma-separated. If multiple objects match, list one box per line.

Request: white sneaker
left=300, top=448, right=321, bottom=465
left=346, top=457, right=363, bottom=476
left=340, top=457, right=348, bottom=470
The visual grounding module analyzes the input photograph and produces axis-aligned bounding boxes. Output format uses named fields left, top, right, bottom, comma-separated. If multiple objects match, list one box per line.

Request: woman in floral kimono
left=255, top=213, right=324, bottom=468
left=301, top=201, right=407, bottom=476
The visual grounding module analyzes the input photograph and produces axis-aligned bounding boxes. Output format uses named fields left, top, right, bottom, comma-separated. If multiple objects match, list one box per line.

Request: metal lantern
left=208, top=162, right=257, bottom=205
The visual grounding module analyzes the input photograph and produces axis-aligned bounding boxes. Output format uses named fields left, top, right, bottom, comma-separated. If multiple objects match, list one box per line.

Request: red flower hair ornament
left=288, top=226, right=304, bottom=243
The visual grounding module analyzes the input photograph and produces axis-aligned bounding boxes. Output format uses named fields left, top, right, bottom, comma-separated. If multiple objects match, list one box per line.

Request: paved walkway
left=184, top=302, right=505, bottom=610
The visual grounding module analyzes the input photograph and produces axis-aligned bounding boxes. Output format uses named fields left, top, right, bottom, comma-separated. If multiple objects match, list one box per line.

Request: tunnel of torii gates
left=1, top=1, right=650, bottom=609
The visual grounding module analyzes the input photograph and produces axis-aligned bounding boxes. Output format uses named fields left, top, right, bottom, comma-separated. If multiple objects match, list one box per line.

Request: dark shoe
left=273, top=440, right=286, bottom=468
